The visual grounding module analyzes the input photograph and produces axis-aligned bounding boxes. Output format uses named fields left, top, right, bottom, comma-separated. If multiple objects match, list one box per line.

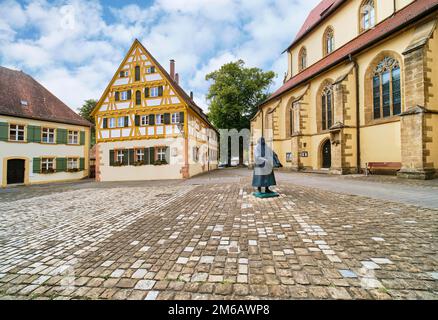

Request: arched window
left=298, top=47, right=307, bottom=72
left=323, top=27, right=335, bottom=56
left=372, top=57, right=401, bottom=119
left=360, top=0, right=375, bottom=32
left=321, top=85, right=333, bottom=131
left=135, top=90, right=141, bottom=106
left=135, top=66, right=141, bottom=81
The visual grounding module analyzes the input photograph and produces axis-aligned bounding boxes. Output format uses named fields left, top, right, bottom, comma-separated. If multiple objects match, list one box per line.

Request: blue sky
left=0, top=0, right=319, bottom=112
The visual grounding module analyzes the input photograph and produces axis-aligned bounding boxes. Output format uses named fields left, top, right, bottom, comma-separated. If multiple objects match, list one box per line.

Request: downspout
left=393, top=0, right=397, bottom=15
left=261, top=108, right=264, bottom=138
left=349, top=54, right=362, bottom=173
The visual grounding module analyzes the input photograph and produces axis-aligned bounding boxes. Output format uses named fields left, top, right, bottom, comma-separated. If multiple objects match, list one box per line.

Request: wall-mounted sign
left=286, top=153, right=292, bottom=162
left=300, top=151, right=309, bottom=158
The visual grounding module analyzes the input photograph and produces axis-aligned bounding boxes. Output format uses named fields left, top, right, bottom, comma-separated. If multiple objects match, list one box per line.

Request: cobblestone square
left=0, top=169, right=437, bottom=300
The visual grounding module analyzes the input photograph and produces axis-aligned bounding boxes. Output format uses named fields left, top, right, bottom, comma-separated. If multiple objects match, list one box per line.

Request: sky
left=0, top=0, right=320, bottom=113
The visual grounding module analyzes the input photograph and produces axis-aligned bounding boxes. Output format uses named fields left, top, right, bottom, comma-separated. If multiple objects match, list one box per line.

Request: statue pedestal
left=253, top=192, right=280, bottom=199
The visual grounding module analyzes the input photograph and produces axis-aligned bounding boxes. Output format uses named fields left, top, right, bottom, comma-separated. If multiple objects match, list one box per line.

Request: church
left=92, top=40, right=219, bottom=181
left=251, top=0, right=438, bottom=179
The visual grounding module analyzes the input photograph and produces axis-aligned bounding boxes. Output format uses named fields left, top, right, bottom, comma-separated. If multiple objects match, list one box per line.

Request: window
left=9, top=124, right=25, bottom=141
left=157, top=147, right=166, bottom=162
left=156, top=114, right=163, bottom=125
left=121, top=91, right=130, bottom=100
left=321, top=85, right=334, bottom=131
left=41, top=158, right=54, bottom=173
left=117, top=117, right=125, bottom=128
left=67, top=158, right=79, bottom=170
left=193, top=147, right=199, bottom=162
left=135, top=149, right=144, bottom=162
left=135, top=66, right=141, bottom=81
left=141, top=115, right=149, bottom=126
left=323, top=27, right=335, bottom=56
left=136, top=90, right=141, bottom=106
left=372, top=57, right=401, bottom=120
left=171, top=112, right=180, bottom=124
left=360, top=0, right=375, bottom=32
left=116, top=150, right=124, bottom=163
left=68, top=130, right=79, bottom=144
left=150, top=87, right=159, bottom=97
left=42, top=128, right=55, bottom=143
left=298, top=47, right=307, bottom=71
left=146, top=66, right=155, bottom=74
left=109, top=118, right=116, bottom=128
left=119, top=71, right=128, bottom=78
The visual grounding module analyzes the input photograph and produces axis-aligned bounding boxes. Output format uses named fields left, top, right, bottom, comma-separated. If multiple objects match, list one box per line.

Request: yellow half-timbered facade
left=92, top=39, right=218, bottom=181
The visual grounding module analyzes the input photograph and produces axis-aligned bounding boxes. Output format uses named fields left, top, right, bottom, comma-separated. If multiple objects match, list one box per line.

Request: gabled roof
left=285, top=0, right=346, bottom=52
left=92, top=39, right=217, bottom=133
left=0, top=66, right=92, bottom=127
left=262, top=0, right=438, bottom=108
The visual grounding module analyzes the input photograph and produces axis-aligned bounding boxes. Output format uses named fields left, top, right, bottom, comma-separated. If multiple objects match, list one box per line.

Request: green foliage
left=78, top=99, right=97, bottom=147
left=206, top=60, right=275, bottom=130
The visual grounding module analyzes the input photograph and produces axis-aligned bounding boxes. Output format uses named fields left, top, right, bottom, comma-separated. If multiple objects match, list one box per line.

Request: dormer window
left=360, top=0, right=375, bottom=32
left=298, top=47, right=307, bottom=72
left=20, top=100, right=28, bottom=107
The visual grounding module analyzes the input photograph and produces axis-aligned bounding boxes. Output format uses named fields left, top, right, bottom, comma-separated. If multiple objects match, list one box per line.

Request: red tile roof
left=288, top=0, right=346, bottom=51
left=263, top=0, right=438, bottom=107
left=0, top=66, right=92, bottom=127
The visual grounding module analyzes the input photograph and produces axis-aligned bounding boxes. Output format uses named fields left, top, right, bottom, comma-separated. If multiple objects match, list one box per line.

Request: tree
left=206, top=60, right=275, bottom=130
left=78, top=99, right=97, bottom=146
left=78, top=99, right=97, bottom=125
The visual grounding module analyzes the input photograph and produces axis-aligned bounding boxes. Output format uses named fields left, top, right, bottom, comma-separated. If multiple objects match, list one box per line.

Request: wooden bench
left=366, top=162, right=402, bottom=175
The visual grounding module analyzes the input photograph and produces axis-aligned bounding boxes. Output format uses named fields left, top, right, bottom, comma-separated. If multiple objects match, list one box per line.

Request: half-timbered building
left=92, top=40, right=218, bottom=181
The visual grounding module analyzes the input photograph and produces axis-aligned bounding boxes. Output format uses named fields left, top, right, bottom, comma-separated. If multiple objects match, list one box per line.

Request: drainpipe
left=393, top=0, right=397, bottom=15
left=261, top=108, right=264, bottom=138
left=349, top=54, right=362, bottom=173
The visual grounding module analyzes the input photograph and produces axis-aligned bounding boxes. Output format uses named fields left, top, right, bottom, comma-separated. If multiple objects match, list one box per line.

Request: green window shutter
left=165, top=147, right=170, bottom=164
left=158, top=86, right=164, bottom=97
left=123, top=150, right=129, bottom=166
left=28, top=125, right=41, bottom=143
left=179, top=112, right=185, bottom=124
left=80, top=131, right=86, bottom=145
left=164, top=113, right=170, bottom=125
left=135, top=115, right=140, bottom=126
left=79, top=158, right=85, bottom=171
left=56, top=158, right=66, bottom=172
left=149, top=147, right=155, bottom=165
left=33, top=158, right=41, bottom=173
left=149, top=114, right=155, bottom=125
left=109, top=150, right=115, bottom=166
left=145, top=148, right=150, bottom=165
left=145, top=88, right=149, bottom=98
left=56, top=129, right=67, bottom=144
left=151, top=66, right=156, bottom=73
left=103, top=118, right=108, bottom=129
left=0, top=122, right=8, bottom=141
left=127, top=90, right=132, bottom=100
left=115, top=92, right=120, bottom=101
left=129, top=149, right=134, bottom=165
left=124, top=116, right=129, bottom=128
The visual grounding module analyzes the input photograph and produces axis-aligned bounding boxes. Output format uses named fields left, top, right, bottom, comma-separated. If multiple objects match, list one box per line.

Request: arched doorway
left=321, top=140, right=331, bottom=169
left=7, top=159, right=25, bottom=185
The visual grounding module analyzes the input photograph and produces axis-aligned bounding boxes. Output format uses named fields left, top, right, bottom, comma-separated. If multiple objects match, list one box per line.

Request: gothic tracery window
left=299, top=47, right=307, bottom=71
left=372, top=57, right=401, bottom=119
left=321, top=85, right=333, bottom=131
left=360, top=0, right=375, bottom=32
left=324, top=27, right=335, bottom=56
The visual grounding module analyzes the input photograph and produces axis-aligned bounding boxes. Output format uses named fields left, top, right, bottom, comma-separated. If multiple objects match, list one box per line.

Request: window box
left=154, top=160, right=168, bottom=166
left=113, top=161, right=123, bottom=167
left=41, top=168, right=56, bottom=174
left=133, top=161, right=145, bottom=167
left=67, top=168, right=80, bottom=173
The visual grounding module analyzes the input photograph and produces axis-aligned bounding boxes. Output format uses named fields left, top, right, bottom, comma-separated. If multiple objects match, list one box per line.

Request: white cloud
left=0, top=0, right=319, bottom=113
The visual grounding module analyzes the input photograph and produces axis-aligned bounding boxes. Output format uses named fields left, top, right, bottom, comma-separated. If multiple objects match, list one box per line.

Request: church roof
left=262, top=0, right=438, bottom=108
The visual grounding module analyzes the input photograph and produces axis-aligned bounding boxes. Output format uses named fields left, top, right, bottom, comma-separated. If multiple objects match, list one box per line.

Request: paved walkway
left=0, top=169, right=436, bottom=300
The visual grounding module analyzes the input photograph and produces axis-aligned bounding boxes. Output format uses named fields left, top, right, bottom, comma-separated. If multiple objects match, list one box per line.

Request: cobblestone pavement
left=0, top=169, right=437, bottom=300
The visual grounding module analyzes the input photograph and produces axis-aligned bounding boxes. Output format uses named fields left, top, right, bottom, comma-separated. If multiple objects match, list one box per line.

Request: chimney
left=175, top=73, right=179, bottom=84
left=170, top=59, right=175, bottom=80
left=190, top=91, right=194, bottom=100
